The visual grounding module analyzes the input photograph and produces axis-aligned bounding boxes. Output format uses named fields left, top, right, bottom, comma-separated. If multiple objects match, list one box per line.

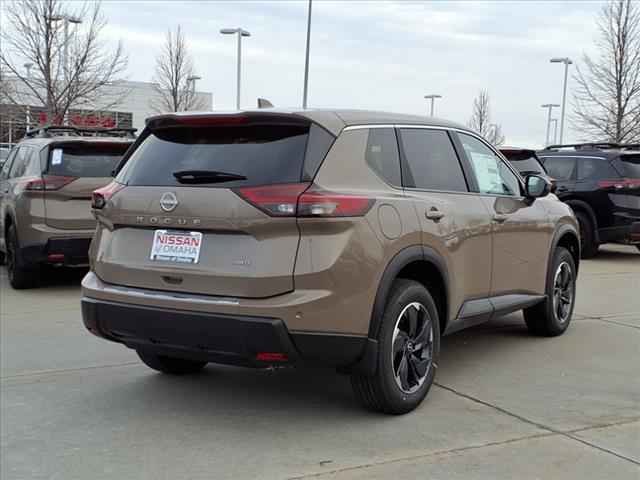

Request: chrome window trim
left=342, top=124, right=527, bottom=198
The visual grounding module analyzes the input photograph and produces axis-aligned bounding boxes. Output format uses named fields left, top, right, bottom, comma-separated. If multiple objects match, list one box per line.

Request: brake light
left=235, top=183, right=311, bottom=217
left=24, top=175, right=76, bottom=191
left=92, top=181, right=125, bottom=209
left=235, top=183, right=375, bottom=218
left=597, top=178, right=640, bottom=190
left=256, top=352, right=288, bottom=361
left=297, top=189, right=375, bottom=217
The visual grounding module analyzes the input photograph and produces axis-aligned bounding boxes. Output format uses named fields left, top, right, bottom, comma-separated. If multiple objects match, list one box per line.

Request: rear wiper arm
left=173, top=170, right=247, bottom=184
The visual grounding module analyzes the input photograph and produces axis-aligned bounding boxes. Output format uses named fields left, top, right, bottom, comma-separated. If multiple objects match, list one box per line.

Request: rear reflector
left=235, top=183, right=374, bottom=218
left=48, top=253, right=65, bottom=260
left=88, top=327, right=101, bottom=337
left=256, top=352, right=288, bottom=361
left=24, top=175, right=76, bottom=191
left=92, top=181, right=125, bottom=209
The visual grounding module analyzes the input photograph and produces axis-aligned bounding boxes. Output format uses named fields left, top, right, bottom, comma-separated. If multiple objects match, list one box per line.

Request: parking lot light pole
left=302, top=0, right=312, bottom=108
left=424, top=94, right=442, bottom=116
left=551, top=118, right=558, bottom=145
left=221, top=28, right=251, bottom=110
left=550, top=57, right=573, bottom=144
left=541, top=103, right=560, bottom=146
left=24, top=62, right=34, bottom=131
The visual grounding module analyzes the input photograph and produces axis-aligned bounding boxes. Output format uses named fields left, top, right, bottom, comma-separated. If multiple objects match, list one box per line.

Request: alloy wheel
left=552, top=262, right=574, bottom=323
left=391, top=302, right=434, bottom=394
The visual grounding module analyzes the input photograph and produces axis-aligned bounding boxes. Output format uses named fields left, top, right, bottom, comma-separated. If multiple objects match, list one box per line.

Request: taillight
left=24, top=175, right=76, bottom=191
left=235, top=183, right=374, bottom=218
left=92, top=181, right=125, bottom=209
left=597, top=178, right=640, bottom=190
left=298, top=189, right=374, bottom=217
left=235, top=183, right=310, bottom=217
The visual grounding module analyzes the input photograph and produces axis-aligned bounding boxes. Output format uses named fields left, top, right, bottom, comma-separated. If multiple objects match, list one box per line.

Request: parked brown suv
left=0, top=126, right=135, bottom=288
left=81, top=110, right=580, bottom=414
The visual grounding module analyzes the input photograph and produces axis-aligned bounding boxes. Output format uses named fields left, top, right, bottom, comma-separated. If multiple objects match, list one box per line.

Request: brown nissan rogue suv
left=0, top=126, right=134, bottom=288
left=81, top=110, right=580, bottom=414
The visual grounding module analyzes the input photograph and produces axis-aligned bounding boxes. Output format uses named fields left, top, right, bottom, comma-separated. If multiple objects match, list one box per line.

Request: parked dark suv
left=0, top=126, right=135, bottom=288
left=81, top=109, right=580, bottom=414
left=499, top=147, right=557, bottom=193
left=538, top=143, right=640, bottom=257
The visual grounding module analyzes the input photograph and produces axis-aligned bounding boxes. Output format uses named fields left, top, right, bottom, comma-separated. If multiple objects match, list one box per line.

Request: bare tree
left=152, top=25, right=205, bottom=113
left=468, top=90, right=506, bottom=146
left=0, top=0, right=129, bottom=127
left=572, top=0, right=640, bottom=143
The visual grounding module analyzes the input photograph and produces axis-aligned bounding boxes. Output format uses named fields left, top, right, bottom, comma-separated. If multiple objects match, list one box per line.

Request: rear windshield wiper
left=173, top=170, right=247, bottom=184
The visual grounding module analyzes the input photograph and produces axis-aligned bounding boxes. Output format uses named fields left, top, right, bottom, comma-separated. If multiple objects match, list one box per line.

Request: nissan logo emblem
left=159, top=192, right=178, bottom=212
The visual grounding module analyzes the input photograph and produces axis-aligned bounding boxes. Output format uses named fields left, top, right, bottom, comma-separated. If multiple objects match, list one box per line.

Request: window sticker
left=51, top=148, right=63, bottom=165
left=469, top=151, right=502, bottom=192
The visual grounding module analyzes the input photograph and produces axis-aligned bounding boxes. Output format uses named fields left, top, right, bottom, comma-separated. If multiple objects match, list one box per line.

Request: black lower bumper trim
left=81, top=297, right=372, bottom=370
left=598, top=221, right=640, bottom=243
left=21, top=237, right=92, bottom=265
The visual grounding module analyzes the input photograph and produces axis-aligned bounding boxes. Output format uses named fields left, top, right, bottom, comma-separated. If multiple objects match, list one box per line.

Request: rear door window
left=577, top=157, right=620, bottom=181
left=541, top=156, right=577, bottom=181
left=399, top=128, right=468, bottom=192
left=47, top=143, right=130, bottom=178
left=365, top=128, right=401, bottom=186
left=118, top=124, right=312, bottom=188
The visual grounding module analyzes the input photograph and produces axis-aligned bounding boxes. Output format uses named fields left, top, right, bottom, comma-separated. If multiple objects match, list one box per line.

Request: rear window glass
left=616, top=154, right=640, bottom=178
left=507, top=157, right=545, bottom=175
left=118, top=124, right=311, bottom=188
left=48, top=144, right=130, bottom=177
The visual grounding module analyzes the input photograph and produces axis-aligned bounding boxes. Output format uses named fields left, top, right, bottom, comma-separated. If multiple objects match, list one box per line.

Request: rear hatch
left=44, top=141, right=131, bottom=229
left=92, top=113, right=335, bottom=298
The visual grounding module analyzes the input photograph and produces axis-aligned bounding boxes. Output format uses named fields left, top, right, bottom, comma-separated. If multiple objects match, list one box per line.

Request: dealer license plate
left=150, top=230, right=202, bottom=264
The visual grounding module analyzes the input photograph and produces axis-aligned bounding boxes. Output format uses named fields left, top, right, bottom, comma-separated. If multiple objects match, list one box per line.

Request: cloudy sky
left=21, top=1, right=610, bottom=147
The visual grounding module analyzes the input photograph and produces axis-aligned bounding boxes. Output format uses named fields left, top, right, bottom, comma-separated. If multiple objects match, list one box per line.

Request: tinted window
left=47, top=143, right=129, bottom=178
left=541, top=156, right=577, bottom=181
left=1, top=148, right=18, bottom=180
left=459, top=133, right=521, bottom=196
left=301, top=123, right=335, bottom=181
left=8, top=147, right=29, bottom=179
left=118, top=124, right=310, bottom=188
left=365, top=128, right=401, bottom=186
left=577, top=157, right=619, bottom=181
left=399, top=129, right=467, bottom=192
left=507, top=157, right=545, bottom=175
left=614, top=154, right=640, bottom=179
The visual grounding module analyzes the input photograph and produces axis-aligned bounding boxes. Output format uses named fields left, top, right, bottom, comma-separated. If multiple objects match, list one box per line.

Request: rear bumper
left=20, top=237, right=92, bottom=266
left=81, top=296, right=374, bottom=371
left=599, top=221, right=640, bottom=244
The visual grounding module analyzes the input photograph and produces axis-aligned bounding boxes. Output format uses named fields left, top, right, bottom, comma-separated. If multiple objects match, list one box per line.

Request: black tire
left=0, top=249, right=5, bottom=265
left=575, top=212, right=598, bottom=258
left=6, top=224, right=38, bottom=289
left=524, top=247, right=577, bottom=337
left=350, top=279, right=440, bottom=414
left=137, top=350, right=207, bottom=374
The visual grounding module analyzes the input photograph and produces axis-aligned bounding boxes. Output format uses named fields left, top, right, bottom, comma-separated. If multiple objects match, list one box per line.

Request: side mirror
left=525, top=174, right=551, bottom=200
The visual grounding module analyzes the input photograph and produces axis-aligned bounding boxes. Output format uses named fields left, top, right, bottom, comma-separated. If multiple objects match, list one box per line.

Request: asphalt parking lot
left=1, top=244, right=639, bottom=480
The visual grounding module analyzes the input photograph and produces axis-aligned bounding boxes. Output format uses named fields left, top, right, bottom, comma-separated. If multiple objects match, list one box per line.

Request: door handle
left=426, top=209, right=444, bottom=221
left=492, top=213, right=508, bottom=223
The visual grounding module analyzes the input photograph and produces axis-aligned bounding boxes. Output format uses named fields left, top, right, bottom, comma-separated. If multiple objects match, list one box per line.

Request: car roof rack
left=24, top=125, right=137, bottom=139
left=543, top=142, right=640, bottom=151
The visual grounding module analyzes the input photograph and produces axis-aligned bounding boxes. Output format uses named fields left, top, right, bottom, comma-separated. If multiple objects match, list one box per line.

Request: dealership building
left=0, top=79, right=213, bottom=146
